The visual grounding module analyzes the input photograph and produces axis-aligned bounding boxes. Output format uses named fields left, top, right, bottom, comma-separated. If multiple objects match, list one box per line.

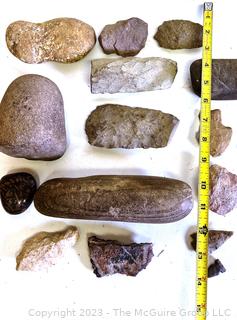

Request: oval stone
left=0, top=172, right=37, bottom=214
left=154, top=20, right=202, bottom=49
left=6, top=18, right=96, bottom=64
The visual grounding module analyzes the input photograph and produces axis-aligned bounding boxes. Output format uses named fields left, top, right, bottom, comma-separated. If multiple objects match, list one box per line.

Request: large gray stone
left=85, top=104, right=179, bottom=149
left=91, top=57, right=177, bottom=94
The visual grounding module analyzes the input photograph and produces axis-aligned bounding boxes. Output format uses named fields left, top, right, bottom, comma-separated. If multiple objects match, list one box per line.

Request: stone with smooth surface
left=0, top=75, right=66, bottom=160
left=85, top=104, right=179, bottom=149
left=34, top=175, right=193, bottom=223
left=88, top=236, right=153, bottom=277
left=6, top=18, right=96, bottom=64
left=99, top=17, right=148, bottom=57
left=16, top=226, right=79, bottom=271
left=0, top=172, right=37, bottom=214
left=154, top=20, right=202, bottom=49
left=91, top=57, right=177, bottom=94
left=210, top=164, right=237, bottom=215
left=190, top=59, right=237, bottom=100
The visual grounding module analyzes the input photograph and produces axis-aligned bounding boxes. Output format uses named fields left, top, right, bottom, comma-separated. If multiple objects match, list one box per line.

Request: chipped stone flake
left=16, top=226, right=79, bottom=271
left=91, top=57, right=177, bottom=94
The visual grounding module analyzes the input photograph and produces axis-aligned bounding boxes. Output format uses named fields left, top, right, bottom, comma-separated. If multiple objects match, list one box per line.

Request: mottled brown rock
left=99, top=17, right=148, bottom=57
left=196, top=109, right=232, bottom=157
left=34, top=175, right=193, bottom=223
left=210, top=164, right=237, bottom=215
left=91, top=57, right=177, bottom=94
left=208, top=259, right=226, bottom=278
left=0, top=172, right=37, bottom=214
left=0, top=75, right=66, bottom=160
left=6, top=18, right=96, bottom=64
left=190, top=59, right=237, bottom=100
left=154, top=20, right=202, bottom=49
left=190, top=230, right=233, bottom=254
left=88, top=236, right=153, bottom=277
left=85, top=104, right=179, bottom=149
left=16, top=226, right=79, bottom=271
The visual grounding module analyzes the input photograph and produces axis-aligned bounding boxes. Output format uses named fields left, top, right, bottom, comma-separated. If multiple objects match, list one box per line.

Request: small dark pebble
left=208, top=259, right=226, bottom=278
left=0, top=172, right=37, bottom=214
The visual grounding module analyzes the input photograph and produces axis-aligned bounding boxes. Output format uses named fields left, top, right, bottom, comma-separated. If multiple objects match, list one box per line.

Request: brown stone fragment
left=154, top=20, right=202, bottom=49
left=208, top=259, right=226, bottom=278
left=88, top=236, right=153, bottom=277
left=85, top=104, right=179, bottom=149
left=196, top=109, right=232, bottom=157
left=6, top=18, right=96, bottom=64
left=190, top=230, right=233, bottom=254
left=210, top=164, right=237, bottom=215
left=99, top=17, right=148, bottom=57
left=16, top=226, right=79, bottom=271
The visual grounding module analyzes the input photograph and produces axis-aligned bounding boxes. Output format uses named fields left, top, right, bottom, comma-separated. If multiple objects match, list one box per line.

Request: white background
left=0, top=0, right=236, bottom=319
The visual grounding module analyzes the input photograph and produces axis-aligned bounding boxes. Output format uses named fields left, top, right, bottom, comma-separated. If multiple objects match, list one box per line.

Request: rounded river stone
left=99, top=17, right=148, bottom=57
left=0, top=172, right=37, bottom=214
left=6, top=18, right=96, bottom=64
left=0, top=74, right=67, bottom=160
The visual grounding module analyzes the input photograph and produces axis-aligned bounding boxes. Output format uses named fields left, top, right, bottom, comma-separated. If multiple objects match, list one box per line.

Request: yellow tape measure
left=196, top=2, right=213, bottom=320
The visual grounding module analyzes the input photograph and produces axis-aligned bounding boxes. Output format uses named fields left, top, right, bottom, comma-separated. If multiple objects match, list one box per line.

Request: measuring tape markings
left=196, top=2, right=213, bottom=320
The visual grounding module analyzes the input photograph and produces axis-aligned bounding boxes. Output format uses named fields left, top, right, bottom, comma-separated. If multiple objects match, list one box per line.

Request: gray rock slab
left=85, top=104, right=179, bottom=148
left=91, top=57, right=177, bottom=94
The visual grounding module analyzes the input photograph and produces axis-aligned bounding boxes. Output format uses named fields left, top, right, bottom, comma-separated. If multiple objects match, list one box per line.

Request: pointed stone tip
left=190, top=230, right=233, bottom=254
left=208, top=259, right=226, bottom=278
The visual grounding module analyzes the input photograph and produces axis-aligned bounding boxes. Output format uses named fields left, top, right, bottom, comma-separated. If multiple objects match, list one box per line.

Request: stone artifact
left=190, top=230, right=233, bottom=254
left=210, top=164, right=237, bottom=215
left=6, top=18, right=96, bottom=63
left=34, top=175, right=193, bottom=223
left=85, top=104, right=179, bottom=149
left=208, top=259, right=226, bottom=278
left=88, top=236, right=153, bottom=277
left=91, top=57, right=177, bottom=94
left=154, top=20, right=202, bottom=49
left=16, top=226, right=79, bottom=271
left=0, top=172, right=37, bottom=214
left=99, top=17, right=148, bottom=57
left=190, top=59, right=237, bottom=100
left=0, top=75, right=66, bottom=160
left=196, top=109, right=232, bottom=157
